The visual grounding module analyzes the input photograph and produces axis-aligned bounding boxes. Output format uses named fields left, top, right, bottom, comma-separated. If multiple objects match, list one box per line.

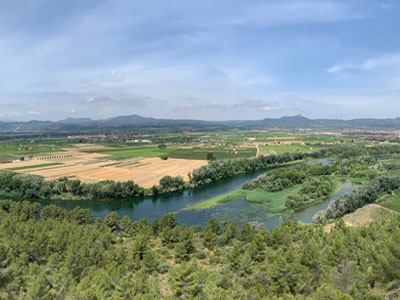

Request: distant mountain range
left=2, top=114, right=400, bottom=132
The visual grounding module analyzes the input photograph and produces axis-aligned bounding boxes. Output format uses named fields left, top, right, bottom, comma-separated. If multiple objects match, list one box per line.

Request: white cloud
left=326, top=64, right=354, bottom=73
left=263, top=106, right=276, bottom=111
left=327, top=53, right=400, bottom=74
left=86, top=96, right=147, bottom=106
left=27, top=110, right=39, bottom=115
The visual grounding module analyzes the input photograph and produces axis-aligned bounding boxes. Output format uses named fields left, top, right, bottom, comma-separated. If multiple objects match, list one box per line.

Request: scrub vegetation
left=2, top=201, right=400, bottom=299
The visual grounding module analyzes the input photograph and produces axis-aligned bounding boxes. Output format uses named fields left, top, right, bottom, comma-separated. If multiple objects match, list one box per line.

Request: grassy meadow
left=378, top=189, right=400, bottom=212
left=259, top=144, right=314, bottom=154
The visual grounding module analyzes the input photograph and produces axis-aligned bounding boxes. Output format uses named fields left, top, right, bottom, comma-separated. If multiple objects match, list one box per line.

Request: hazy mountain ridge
left=1, top=114, right=400, bottom=132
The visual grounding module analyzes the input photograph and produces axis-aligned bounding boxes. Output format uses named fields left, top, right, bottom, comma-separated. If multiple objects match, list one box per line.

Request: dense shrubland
left=242, top=164, right=333, bottom=192
left=324, top=143, right=400, bottom=158
left=0, top=172, right=145, bottom=200
left=313, top=175, right=400, bottom=223
left=285, top=175, right=335, bottom=210
left=189, top=150, right=320, bottom=186
left=0, top=171, right=186, bottom=201
left=2, top=200, right=400, bottom=299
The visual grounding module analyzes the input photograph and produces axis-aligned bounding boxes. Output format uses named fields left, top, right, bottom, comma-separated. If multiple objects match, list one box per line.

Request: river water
left=1, top=159, right=355, bottom=230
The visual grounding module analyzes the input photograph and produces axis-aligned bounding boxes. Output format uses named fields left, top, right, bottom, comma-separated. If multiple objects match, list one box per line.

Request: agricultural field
left=90, top=145, right=173, bottom=159
left=0, top=130, right=369, bottom=190
left=0, top=149, right=207, bottom=188
left=0, top=155, right=14, bottom=163
left=6, top=162, right=64, bottom=171
left=91, top=144, right=256, bottom=160
left=0, top=139, right=70, bottom=155
left=377, top=189, right=400, bottom=212
left=258, top=144, right=314, bottom=154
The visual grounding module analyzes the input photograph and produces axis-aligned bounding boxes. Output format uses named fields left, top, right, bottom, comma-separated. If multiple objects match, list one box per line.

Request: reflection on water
left=293, top=182, right=355, bottom=223
left=304, top=159, right=332, bottom=166
left=175, top=182, right=355, bottom=231
left=1, top=170, right=265, bottom=222
left=1, top=159, right=354, bottom=230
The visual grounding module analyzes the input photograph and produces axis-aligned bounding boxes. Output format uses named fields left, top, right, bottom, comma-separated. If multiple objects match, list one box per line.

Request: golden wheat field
left=0, top=148, right=207, bottom=188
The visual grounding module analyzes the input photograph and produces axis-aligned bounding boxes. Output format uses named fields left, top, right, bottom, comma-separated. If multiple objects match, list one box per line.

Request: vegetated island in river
left=182, top=145, right=400, bottom=217
left=182, top=178, right=340, bottom=216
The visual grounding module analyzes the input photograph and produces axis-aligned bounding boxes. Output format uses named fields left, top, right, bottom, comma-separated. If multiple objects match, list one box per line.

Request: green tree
left=239, top=223, right=254, bottom=242
left=160, top=213, right=177, bottom=229
left=143, top=251, right=159, bottom=272
left=205, top=218, right=221, bottom=234
left=132, top=234, right=149, bottom=261
left=248, top=232, right=266, bottom=262
left=203, top=229, right=217, bottom=250
left=104, top=211, right=119, bottom=231
left=224, top=221, right=238, bottom=240
left=206, top=152, right=215, bottom=161
left=228, top=244, right=241, bottom=271
left=307, top=284, right=354, bottom=300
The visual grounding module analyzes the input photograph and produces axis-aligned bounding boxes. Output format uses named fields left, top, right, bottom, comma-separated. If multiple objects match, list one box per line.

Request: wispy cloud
left=0, top=1, right=399, bottom=120
left=382, top=0, right=394, bottom=9
left=327, top=53, right=400, bottom=73
left=176, top=99, right=279, bottom=112
left=86, top=97, right=148, bottom=107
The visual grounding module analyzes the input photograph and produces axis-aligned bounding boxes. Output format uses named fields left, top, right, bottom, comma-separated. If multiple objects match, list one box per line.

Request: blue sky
left=0, top=0, right=400, bottom=121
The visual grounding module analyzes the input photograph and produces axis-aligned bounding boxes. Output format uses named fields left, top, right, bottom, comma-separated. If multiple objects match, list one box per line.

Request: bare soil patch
left=324, top=204, right=399, bottom=232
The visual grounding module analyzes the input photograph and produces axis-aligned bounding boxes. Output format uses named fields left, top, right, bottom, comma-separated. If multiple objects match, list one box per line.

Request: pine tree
left=104, top=211, right=119, bottom=231
left=132, top=234, right=149, bottom=261
left=248, top=232, right=266, bottom=262
left=228, top=244, right=241, bottom=271
left=205, top=218, right=221, bottom=234
left=203, top=229, right=217, bottom=250
left=224, top=221, right=238, bottom=240
left=239, top=223, right=254, bottom=242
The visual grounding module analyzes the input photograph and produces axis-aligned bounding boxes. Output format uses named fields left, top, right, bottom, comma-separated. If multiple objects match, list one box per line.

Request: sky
left=0, top=0, right=400, bottom=121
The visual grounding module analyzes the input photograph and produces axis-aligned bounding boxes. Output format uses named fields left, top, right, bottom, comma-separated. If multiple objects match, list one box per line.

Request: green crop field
left=94, top=145, right=173, bottom=159
left=93, top=145, right=256, bottom=160
left=0, top=155, right=14, bottom=163
left=6, top=162, right=64, bottom=171
left=259, top=144, right=314, bottom=154
left=378, top=189, right=400, bottom=212
left=0, top=144, right=65, bottom=155
left=168, top=147, right=256, bottom=160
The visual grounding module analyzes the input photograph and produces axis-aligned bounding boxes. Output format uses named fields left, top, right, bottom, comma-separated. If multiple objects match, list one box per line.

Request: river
left=1, top=159, right=354, bottom=230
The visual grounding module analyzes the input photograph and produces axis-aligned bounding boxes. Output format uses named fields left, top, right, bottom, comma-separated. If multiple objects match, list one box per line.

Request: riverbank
left=182, top=180, right=346, bottom=216
left=182, top=186, right=300, bottom=212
